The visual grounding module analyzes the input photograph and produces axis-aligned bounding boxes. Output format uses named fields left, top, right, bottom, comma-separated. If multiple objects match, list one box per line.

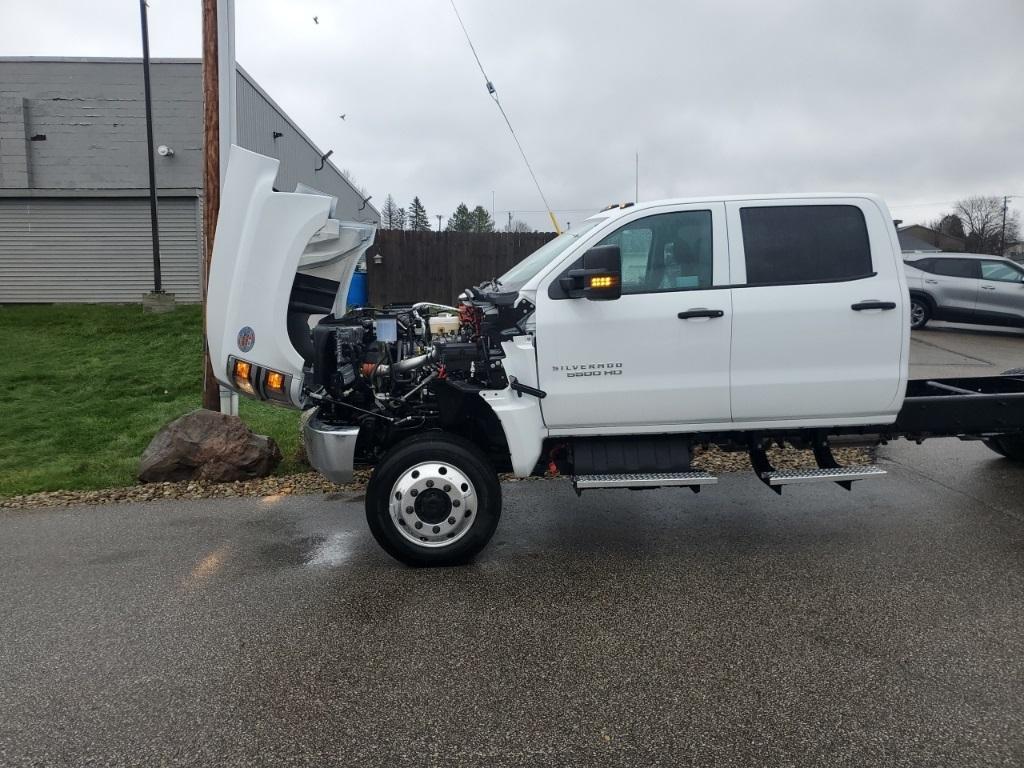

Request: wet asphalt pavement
left=2, top=439, right=1023, bottom=766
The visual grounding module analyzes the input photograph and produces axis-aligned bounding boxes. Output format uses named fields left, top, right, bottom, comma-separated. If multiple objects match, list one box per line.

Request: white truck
left=208, top=147, right=1024, bottom=566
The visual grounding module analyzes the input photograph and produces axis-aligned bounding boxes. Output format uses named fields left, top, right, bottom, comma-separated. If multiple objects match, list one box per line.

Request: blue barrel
left=346, top=270, right=368, bottom=307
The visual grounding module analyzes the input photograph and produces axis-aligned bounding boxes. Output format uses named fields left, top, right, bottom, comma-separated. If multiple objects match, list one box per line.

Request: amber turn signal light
left=266, top=370, right=285, bottom=392
left=588, top=274, right=618, bottom=289
left=232, top=359, right=255, bottom=395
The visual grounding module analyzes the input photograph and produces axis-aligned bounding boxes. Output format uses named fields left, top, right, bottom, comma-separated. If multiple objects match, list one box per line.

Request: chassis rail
left=891, top=373, right=1024, bottom=438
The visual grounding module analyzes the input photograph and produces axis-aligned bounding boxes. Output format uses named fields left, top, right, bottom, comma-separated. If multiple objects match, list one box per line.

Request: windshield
left=497, top=218, right=604, bottom=290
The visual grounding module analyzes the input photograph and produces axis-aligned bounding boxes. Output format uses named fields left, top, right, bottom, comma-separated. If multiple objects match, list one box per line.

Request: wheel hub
left=388, top=462, right=478, bottom=548
left=415, top=488, right=452, bottom=524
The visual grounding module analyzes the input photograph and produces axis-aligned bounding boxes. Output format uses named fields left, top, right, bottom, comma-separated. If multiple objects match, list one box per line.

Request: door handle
left=677, top=308, right=724, bottom=319
left=851, top=301, right=896, bottom=311
left=981, top=285, right=996, bottom=291
left=924, top=279, right=939, bottom=284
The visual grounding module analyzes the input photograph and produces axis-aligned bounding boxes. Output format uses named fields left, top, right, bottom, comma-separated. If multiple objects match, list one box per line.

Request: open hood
left=207, top=145, right=376, bottom=407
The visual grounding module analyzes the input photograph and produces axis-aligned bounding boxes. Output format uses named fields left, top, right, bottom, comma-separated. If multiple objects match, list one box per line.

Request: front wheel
left=365, top=433, right=502, bottom=566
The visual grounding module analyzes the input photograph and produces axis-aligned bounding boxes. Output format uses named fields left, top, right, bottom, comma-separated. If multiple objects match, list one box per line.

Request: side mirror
left=558, top=244, right=622, bottom=301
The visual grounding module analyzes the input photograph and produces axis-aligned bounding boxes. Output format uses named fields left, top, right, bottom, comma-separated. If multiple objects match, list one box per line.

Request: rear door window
left=739, top=205, right=872, bottom=285
left=931, top=259, right=980, bottom=279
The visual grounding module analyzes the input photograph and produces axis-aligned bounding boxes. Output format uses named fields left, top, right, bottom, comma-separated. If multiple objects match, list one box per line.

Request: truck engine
left=301, top=290, right=534, bottom=466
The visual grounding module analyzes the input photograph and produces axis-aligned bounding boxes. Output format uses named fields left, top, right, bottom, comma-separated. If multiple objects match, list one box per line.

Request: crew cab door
left=726, top=199, right=907, bottom=423
left=535, top=203, right=732, bottom=431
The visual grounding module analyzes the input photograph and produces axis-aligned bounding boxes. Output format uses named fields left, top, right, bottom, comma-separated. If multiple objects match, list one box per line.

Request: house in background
left=0, top=57, right=378, bottom=304
left=897, top=223, right=965, bottom=254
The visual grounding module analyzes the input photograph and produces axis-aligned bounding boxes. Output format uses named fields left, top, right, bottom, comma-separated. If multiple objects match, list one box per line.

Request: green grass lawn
left=0, top=304, right=303, bottom=497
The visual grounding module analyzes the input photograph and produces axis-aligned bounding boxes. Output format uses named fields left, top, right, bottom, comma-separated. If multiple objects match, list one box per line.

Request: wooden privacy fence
left=365, top=230, right=557, bottom=307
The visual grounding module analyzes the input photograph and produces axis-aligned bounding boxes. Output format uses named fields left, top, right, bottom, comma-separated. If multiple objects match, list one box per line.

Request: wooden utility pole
left=200, top=0, right=220, bottom=411
left=200, top=0, right=237, bottom=413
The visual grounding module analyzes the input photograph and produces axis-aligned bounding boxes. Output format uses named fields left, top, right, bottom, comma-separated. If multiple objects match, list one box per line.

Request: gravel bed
left=0, top=444, right=872, bottom=510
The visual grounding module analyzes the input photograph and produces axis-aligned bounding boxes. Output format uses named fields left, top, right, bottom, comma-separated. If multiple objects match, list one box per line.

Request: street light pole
left=139, top=0, right=162, bottom=294
left=1000, top=195, right=1009, bottom=256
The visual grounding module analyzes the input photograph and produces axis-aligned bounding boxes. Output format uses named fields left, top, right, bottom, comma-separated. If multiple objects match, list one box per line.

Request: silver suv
left=904, top=253, right=1024, bottom=330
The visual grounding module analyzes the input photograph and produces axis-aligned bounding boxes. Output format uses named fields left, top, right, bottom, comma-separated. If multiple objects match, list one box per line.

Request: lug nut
left=447, top=516, right=456, bottom=525
left=405, top=506, right=413, bottom=514
left=410, top=489, right=418, bottom=497
left=452, top=499, right=460, bottom=507
left=432, top=526, right=440, bottom=534
left=426, top=480, right=434, bottom=488
left=443, top=484, right=451, bottom=492
left=414, top=521, right=423, bottom=530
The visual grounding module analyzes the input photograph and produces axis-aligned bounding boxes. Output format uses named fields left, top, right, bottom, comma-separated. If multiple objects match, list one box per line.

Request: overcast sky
left=3, top=0, right=1022, bottom=231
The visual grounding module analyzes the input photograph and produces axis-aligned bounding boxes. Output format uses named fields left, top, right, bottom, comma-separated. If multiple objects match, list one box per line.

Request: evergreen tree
left=470, top=205, right=495, bottom=233
left=445, top=203, right=475, bottom=232
left=380, top=194, right=401, bottom=229
left=408, top=197, right=431, bottom=231
left=394, top=207, right=407, bottom=230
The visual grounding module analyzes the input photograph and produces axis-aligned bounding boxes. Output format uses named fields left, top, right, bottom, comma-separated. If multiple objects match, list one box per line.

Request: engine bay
left=300, top=289, right=535, bottom=462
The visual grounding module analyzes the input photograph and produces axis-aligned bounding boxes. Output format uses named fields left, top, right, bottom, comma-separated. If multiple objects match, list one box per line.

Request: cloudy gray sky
left=3, top=0, right=1022, bottom=231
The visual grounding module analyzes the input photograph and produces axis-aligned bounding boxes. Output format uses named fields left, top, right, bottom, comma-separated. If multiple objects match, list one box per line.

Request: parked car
left=904, top=253, right=1024, bottom=330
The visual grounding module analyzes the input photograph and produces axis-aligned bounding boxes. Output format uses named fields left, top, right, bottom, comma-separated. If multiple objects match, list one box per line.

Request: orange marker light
left=589, top=275, right=617, bottom=289
left=233, top=360, right=252, bottom=381
left=266, top=370, right=285, bottom=392
left=232, top=359, right=255, bottom=395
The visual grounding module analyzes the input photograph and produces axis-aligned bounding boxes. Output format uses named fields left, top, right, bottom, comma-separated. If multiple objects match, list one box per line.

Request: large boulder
left=139, top=409, right=282, bottom=483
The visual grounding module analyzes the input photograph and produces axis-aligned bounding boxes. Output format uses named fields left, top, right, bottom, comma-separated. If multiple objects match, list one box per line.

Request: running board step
left=764, top=465, right=887, bottom=487
left=573, top=471, right=717, bottom=493
left=749, top=441, right=885, bottom=494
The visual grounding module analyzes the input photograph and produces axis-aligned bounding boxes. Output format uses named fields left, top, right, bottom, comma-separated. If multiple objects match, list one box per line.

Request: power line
left=448, top=0, right=562, bottom=233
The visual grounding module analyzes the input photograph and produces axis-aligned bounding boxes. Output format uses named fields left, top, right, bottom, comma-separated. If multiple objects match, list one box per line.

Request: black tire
left=983, top=436, right=1024, bottom=462
left=365, top=432, right=501, bottom=566
left=983, top=368, right=1024, bottom=462
left=909, top=295, right=931, bottom=330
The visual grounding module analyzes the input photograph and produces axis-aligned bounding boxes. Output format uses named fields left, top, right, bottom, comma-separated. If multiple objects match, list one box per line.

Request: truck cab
left=208, top=146, right=1023, bottom=566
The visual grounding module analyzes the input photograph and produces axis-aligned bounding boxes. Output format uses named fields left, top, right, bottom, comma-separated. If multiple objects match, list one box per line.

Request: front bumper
left=301, top=408, right=360, bottom=484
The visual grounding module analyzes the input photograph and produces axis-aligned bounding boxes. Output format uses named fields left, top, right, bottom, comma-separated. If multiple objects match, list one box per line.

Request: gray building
left=0, top=57, right=378, bottom=303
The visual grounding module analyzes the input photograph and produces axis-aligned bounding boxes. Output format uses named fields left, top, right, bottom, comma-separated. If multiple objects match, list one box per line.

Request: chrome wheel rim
left=911, top=301, right=925, bottom=326
left=388, top=462, right=478, bottom=548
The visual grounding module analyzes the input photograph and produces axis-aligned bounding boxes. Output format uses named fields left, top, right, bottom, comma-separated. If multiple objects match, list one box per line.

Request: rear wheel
left=982, top=368, right=1024, bottom=462
left=365, top=433, right=502, bottom=566
left=910, top=296, right=931, bottom=329
left=983, top=436, right=1024, bottom=462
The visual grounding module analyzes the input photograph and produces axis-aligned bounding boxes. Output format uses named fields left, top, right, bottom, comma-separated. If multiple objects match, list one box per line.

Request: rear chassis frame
left=889, top=374, right=1024, bottom=440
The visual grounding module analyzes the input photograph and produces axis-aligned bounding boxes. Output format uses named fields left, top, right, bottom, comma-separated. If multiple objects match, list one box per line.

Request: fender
left=477, top=335, right=546, bottom=477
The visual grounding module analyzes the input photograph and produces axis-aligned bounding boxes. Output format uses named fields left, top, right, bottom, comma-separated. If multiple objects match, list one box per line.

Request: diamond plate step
left=573, top=471, right=718, bottom=490
left=763, top=465, right=887, bottom=486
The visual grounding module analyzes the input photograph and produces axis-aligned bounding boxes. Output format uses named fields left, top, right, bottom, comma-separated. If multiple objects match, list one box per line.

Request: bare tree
left=504, top=218, right=533, bottom=233
left=952, top=196, right=1020, bottom=255
left=339, top=168, right=368, bottom=198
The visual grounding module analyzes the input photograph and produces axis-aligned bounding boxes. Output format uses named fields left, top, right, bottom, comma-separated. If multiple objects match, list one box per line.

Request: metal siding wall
left=0, top=197, right=202, bottom=303
left=235, top=72, right=379, bottom=224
